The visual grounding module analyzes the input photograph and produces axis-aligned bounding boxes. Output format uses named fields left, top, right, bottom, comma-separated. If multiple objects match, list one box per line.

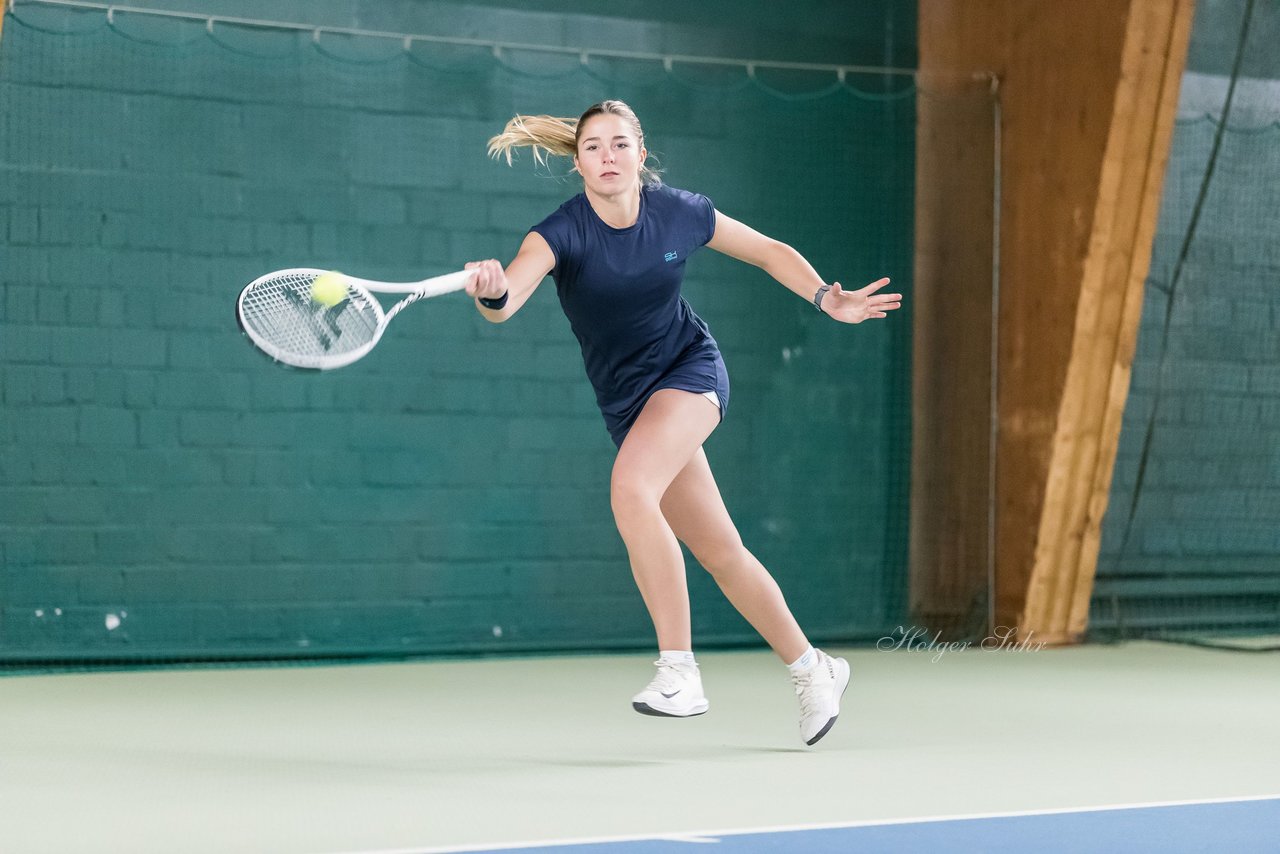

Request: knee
left=695, top=537, right=748, bottom=579
left=610, top=469, right=660, bottom=524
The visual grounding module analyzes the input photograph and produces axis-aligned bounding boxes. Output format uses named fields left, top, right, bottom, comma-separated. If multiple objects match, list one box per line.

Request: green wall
left=0, top=0, right=917, bottom=662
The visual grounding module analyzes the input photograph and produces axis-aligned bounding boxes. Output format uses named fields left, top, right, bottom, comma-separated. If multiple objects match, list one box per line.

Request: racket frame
left=236, top=267, right=473, bottom=370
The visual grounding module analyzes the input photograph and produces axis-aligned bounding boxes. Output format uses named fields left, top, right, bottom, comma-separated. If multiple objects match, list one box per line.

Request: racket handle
left=347, top=269, right=474, bottom=296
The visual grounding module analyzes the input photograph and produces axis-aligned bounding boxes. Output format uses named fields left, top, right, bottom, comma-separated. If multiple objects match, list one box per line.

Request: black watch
left=813, top=284, right=833, bottom=312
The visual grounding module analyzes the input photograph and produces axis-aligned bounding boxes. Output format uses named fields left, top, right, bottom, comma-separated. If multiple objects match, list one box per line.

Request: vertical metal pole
left=987, top=73, right=1002, bottom=638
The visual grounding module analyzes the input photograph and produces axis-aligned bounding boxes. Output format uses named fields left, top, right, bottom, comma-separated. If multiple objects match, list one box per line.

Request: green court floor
left=1, top=641, right=1277, bottom=853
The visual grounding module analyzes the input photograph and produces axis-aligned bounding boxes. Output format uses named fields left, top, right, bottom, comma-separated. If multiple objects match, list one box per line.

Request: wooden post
left=915, top=0, right=1196, bottom=643
left=1025, top=0, right=1196, bottom=641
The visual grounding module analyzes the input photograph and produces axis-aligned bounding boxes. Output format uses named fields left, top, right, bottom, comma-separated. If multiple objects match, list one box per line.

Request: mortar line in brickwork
left=15, top=0, right=919, bottom=78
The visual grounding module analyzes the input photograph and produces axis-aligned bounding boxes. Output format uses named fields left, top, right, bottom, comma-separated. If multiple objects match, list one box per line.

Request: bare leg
left=661, top=447, right=810, bottom=663
left=610, top=390, right=722, bottom=652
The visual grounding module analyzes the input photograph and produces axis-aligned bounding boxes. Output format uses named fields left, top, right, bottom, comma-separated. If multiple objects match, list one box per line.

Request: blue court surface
left=407, top=796, right=1280, bottom=854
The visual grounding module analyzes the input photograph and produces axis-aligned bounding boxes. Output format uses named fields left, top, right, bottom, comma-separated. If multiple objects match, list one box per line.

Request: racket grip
left=415, top=270, right=475, bottom=297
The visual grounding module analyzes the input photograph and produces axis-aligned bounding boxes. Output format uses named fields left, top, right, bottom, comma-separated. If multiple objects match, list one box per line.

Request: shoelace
left=644, top=659, right=693, bottom=694
left=791, top=666, right=826, bottom=717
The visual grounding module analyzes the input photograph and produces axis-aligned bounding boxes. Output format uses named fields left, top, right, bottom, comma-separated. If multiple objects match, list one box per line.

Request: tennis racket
left=236, top=268, right=473, bottom=370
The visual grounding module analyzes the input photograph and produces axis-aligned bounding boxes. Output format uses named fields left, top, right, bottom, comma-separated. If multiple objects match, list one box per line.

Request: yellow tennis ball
left=310, top=272, right=348, bottom=307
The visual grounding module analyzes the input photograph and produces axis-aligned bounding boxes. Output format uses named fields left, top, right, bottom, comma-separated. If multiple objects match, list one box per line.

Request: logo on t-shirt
left=664, top=251, right=678, bottom=262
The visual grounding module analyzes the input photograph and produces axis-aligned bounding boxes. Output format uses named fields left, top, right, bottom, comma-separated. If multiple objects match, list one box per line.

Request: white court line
left=320, top=792, right=1280, bottom=854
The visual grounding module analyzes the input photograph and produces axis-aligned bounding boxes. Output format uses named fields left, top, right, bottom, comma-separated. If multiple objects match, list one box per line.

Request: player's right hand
left=464, top=259, right=509, bottom=300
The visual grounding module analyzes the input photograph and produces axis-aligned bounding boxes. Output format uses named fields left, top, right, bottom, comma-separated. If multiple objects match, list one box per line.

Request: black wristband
left=478, top=290, right=509, bottom=310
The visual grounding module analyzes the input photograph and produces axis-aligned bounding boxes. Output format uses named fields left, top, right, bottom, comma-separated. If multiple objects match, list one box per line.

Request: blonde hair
left=487, top=100, right=661, bottom=185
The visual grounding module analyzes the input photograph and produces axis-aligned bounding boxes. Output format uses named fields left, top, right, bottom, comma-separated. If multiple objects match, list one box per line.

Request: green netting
left=1092, top=0, right=1280, bottom=644
left=0, top=2, right=930, bottom=667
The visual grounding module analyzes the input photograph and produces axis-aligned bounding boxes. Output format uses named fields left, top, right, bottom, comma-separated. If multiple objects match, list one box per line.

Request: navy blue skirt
left=603, top=342, right=730, bottom=449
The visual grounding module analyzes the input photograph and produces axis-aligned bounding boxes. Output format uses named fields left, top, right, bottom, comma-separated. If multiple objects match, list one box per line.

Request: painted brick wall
left=0, top=0, right=917, bottom=660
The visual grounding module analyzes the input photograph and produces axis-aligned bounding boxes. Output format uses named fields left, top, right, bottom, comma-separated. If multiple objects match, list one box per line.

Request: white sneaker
left=631, top=658, right=710, bottom=717
left=791, top=649, right=850, bottom=745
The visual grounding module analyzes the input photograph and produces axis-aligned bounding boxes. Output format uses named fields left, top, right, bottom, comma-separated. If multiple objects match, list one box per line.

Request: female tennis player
left=464, top=100, right=901, bottom=746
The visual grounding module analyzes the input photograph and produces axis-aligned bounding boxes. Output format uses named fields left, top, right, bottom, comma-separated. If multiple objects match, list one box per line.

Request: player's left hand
left=822, top=278, right=902, bottom=324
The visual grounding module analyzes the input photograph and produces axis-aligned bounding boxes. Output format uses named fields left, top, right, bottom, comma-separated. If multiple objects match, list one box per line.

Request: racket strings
left=281, top=286, right=337, bottom=351
left=240, top=272, right=380, bottom=362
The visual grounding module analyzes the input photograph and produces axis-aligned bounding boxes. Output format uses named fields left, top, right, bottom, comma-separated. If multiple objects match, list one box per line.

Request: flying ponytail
left=487, top=114, right=578, bottom=167
left=487, top=100, right=661, bottom=185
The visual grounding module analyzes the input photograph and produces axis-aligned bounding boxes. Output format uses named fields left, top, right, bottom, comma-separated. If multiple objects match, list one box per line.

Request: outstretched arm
left=705, top=210, right=902, bottom=324
left=465, top=231, right=556, bottom=323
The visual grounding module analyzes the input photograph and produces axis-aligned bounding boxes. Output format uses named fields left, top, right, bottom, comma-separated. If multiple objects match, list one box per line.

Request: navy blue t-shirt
left=530, top=182, right=729, bottom=447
